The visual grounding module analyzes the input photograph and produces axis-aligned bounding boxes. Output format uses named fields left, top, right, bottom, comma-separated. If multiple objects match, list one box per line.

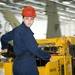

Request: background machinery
left=0, top=36, right=75, bottom=75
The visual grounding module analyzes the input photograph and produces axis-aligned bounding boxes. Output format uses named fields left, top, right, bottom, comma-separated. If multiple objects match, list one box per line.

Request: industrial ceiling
left=0, top=0, right=75, bottom=20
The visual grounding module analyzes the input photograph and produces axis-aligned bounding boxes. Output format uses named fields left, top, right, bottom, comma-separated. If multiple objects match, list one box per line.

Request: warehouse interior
left=0, top=0, right=75, bottom=75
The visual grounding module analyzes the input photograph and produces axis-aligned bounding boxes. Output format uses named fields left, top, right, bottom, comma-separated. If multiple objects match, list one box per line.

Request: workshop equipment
left=37, top=36, right=74, bottom=75
left=0, top=36, right=75, bottom=75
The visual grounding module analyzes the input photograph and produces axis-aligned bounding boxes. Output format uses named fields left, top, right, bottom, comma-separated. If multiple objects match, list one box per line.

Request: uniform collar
left=21, top=22, right=34, bottom=35
left=21, top=22, right=29, bottom=29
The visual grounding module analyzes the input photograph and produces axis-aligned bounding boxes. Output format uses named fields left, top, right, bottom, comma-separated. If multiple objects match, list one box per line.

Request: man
left=1, top=6, right=51, bottom=75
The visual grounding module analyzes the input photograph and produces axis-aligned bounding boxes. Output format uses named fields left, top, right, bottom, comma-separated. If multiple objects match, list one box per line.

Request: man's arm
left=1, top=31, right=13, bottom=51
left=24, top=33, right=50, bottom=61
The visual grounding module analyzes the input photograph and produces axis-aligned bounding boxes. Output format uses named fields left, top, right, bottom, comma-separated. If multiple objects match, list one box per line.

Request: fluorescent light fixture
left=62, top=1, right=71, bottom=4
left=72, top=19, right=75, bottom=21
left=59, top=16, right=70, bottom=20
left=0, top=2, right=6, bottom=5
left=42, top=12, right=46, bottom=15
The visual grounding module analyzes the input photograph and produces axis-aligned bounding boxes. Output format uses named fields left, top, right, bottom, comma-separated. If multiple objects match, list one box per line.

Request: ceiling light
left=72, top=19, right=75, bottom=21
left=42, top=12, right=46, bottom=15
left=62, top=1, right=71, bottom=4
left=0, top=2, right=6, bottom=5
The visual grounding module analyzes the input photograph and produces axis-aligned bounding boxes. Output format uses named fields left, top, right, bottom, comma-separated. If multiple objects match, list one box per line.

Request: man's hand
left=1, top=49, right=8, bottom=53
left=49, top=58, right=57, bottom=62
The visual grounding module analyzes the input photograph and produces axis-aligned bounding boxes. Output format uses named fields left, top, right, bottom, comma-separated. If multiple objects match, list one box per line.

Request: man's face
left=23, top=17, right=34, bottom=27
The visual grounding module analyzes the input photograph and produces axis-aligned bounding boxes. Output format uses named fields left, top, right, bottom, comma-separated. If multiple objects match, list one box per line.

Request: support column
left=46, top=1, right=61, bottom=38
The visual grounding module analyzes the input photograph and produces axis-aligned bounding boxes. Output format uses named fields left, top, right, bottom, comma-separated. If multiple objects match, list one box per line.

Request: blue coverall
left=1, top=22, right=50, bottom=75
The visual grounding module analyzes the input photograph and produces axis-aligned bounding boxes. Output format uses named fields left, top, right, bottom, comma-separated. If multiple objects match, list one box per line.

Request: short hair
left=23, top=16, right=24, bottom=18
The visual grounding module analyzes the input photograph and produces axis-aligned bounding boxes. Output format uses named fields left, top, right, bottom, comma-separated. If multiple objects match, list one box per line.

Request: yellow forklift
left=0, top=36, right=75, bottom=75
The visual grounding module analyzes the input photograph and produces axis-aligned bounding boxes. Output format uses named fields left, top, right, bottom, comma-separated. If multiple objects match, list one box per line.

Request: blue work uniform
left=1, top=22, right=50, bottom=75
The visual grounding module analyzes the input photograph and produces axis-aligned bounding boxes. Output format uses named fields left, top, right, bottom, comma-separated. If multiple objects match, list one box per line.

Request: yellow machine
left=37, top=36, right=74, bottom=75
left=0, top=36, right=75, bottom=75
